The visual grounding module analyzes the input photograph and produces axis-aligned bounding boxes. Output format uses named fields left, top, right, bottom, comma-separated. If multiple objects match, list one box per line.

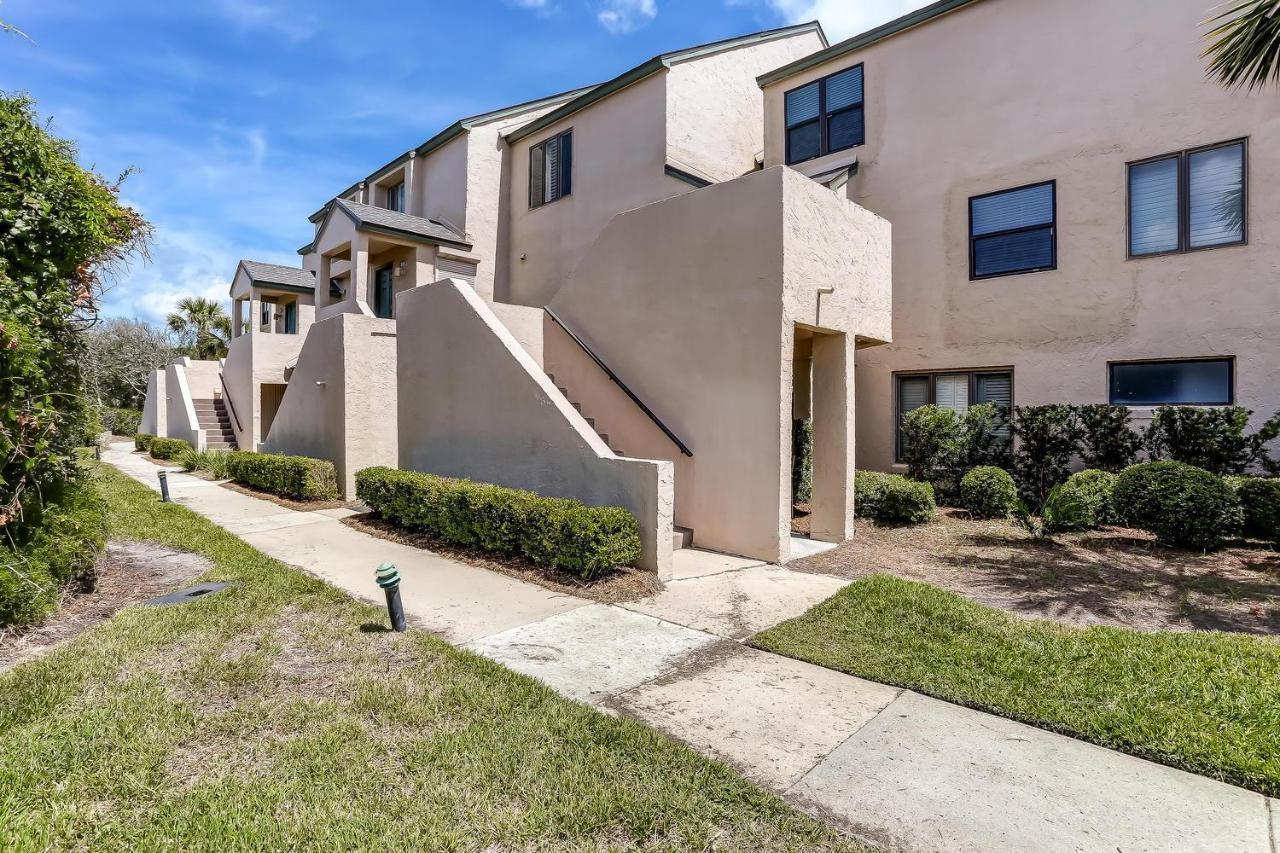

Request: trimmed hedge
left=1113, top=462, right=1241, bottom=550
left=1, top=481, right=107, bottom=626
left=148, top=437, right=192, bottom=461
left=355, top=466, right=641, bottom=579
left=792, top=419, right=813, bottom=504
left=960, top=466, right=1018, bottom=519
left=1226, top=477, right=1280, bottom=543
left=854, top=470, right=935, bottom=525
left=134, top=433, right=155, bottom=452
left=226, top=451, right=340, bottom=501
left=1056, top=469, right=1119, bottom=529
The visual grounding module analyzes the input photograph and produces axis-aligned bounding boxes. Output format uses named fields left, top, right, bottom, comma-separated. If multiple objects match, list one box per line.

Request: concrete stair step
left=673, top=526, right=693, bottom=550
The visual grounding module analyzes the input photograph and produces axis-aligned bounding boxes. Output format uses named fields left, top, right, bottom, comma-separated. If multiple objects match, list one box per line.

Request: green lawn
left=752, top=575, right=1280, bottom=797
left=0, top=463, right=862, bottom=851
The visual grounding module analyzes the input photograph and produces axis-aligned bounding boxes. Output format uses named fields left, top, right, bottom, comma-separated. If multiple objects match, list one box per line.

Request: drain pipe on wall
left=815, top=286, right=835, bottom=328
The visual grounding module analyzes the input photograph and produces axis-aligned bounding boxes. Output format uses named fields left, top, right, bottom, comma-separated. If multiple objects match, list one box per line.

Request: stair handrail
left=544, top=307, right=692, bottom=458
left=218, top=372, right=243, bottom=435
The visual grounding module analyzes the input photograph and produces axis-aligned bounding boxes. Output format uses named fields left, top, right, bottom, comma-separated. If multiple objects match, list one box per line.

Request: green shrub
left=1055, top=469, right=1119, bottom=529
left=1, top=481, right=107, bottom=626
left=355, top=467, right=641, bottom=579
left=134, top=433, right=155, bottom=452
left=1226, top=477, right=1280, bottom=542
left=1011, top=405, right=1084, bottom=505
left=1145, top=406, right=1280, bottom=476
left=791, top=419, right=813, bottom=504
left=101, top=407, right=142, bottom=436
left=960, top=466, right=1018, bottom=519
left=854, top=470, right=935, bottom=525
left=178, top=447, right=232, bottom=480
left=148, top=437, right=192, bottom=461
left=226, top=451, right=340, bottom=501
left=1113, top=462, right=1241, bottom=550
left=1078, top=404, right=1143, bottom=472
left=900, top=406, right=961, bottom=485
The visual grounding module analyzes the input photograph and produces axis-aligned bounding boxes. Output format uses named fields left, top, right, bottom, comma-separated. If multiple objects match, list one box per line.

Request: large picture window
left=529, top=129, right=573, bottom=209
left=969, top=181, right=1056, bottom=279
left=784, top=65, right=864, bottom=165
left=1128, top=140, right=1245, bottom=257
left=1108, top=358, right=1233, bottom=406
left=896, top=369, right=1012, bottom=461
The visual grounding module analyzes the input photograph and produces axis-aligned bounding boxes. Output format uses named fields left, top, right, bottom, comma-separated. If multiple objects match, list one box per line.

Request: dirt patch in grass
left=216, top=480, right=354, bottom=512
left=790, top=509, right=1280, bottom=635
left=0, top=540, right=211, bottom=672
left=342, top=513, right=663, bottom=604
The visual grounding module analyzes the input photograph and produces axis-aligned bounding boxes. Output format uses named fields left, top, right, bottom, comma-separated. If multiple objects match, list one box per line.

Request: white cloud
left=597, top=0, right=656, bottom=34
left=764, top=0, right=922, bottom=42
left=212, top=0, right=317, bottom=43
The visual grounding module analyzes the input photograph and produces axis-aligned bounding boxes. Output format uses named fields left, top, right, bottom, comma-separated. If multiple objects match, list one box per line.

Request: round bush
left=855, top=470, right=935, bottom=525
left=1112, top=462, right=1241, bottom=550
left=959, top=466, right=1018, bottom=519
left=1055, top=469, right=1119, bottom=529
left=1227, top=477, right=1280, bottom=543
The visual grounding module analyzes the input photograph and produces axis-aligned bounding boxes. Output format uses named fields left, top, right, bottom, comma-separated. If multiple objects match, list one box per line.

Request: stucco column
left=316, top=254, right=332, bottom=309
left=249, top=290, right=261, bottom=335
left=350, top=235, right=370, bottom=310
left=412, top=244, right=435, bottom=288
left=793, top=336, right=813, bottom=420
left=232, top=298, right=242, bottom=338
left=809, top=332, right=854, bottom=542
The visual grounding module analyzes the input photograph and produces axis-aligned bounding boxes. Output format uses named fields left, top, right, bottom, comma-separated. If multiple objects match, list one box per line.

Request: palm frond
left=1204, top=0, right=1280, bottom=90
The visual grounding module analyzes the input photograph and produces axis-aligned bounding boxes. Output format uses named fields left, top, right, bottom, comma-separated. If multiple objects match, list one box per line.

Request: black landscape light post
left=377, top=562, right=406, bottom=632
left=158, top=470, right=171, bottom=502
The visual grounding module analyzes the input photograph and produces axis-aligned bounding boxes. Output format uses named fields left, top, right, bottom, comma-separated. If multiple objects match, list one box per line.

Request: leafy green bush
left=960, top=466, right=1018, bottom=519
left=1225, top=477, right=1280, bottom=542
left=1, top=481, right=107, bottom=626
left=1012, top=405, right=1084, bottom=505
left=178, top=448, right=232, bottom=480
left=1113, top=462, right=1242, bottom=550
left=1055, top=469, right=1119, bottom=529
left=355, top=467, right=641, bottom=579
left=900, top=403, right=1011, bottom=500
left=148, top=437, right=192, bottom=461
left=134, top=433, right=155, bottom=452
left=1078, top=404, right=1142, bottom=472
left=791, top=419, right=813, bottom=504
left=1145, top=406, right=1280, bottom=475
left=1013, top=483, right=1092, bottom=541
left=854, top=470, right=935, bottom=525
left=226, top=451, right=339, bottom=501
left=100, top=407, right=142, bottom=436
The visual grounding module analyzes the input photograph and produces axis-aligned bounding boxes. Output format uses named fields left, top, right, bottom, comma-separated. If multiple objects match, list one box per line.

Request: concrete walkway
left=105, top=444, right=1278, bottom=852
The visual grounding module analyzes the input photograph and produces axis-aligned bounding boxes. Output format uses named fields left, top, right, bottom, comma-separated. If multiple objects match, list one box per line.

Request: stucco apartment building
left=144, top=0, right=1279, bottom=576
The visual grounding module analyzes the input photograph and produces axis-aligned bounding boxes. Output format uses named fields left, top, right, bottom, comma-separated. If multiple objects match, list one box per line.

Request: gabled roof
left=308, top=84, right=597, bottom=223
left=238, top=260, right=316, bottom=291
left=757, top=0, right=986, bottom=87
left=327, top=199, right=474, bottom=250
left=505, top=21, right=828, bottom=144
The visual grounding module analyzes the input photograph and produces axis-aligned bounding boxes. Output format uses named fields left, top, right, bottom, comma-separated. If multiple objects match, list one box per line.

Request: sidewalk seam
left=781, top=687, right=908, bottom=796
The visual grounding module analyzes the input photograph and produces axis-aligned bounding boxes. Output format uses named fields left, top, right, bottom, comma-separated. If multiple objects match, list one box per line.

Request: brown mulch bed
left=791, top=502, right=811, bottom=536
left=216, top=480, right=353, bottom=512
left=0, top=540, right=212, bottom=673
left=790, top=507, right=1280, bottom=636
left=341, top=513, right=662, bottom=604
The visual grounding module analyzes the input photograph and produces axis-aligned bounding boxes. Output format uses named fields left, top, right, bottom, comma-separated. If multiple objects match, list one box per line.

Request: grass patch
left=0, top=462, right=860, bottom=850
left=752, top=575, right=1280, bottom=796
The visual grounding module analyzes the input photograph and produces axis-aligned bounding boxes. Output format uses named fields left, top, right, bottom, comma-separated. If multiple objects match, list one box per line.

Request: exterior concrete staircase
left=193, top=397, right=238, bottom=450
left=548, top=371, right=692, bottom=550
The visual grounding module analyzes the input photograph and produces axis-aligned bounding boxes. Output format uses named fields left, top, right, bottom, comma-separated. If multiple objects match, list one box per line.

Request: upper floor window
left=969, top=181, right=1056, bottom=280
left=1128, top=140, right=1245, bottom=257
left=784, top=64, right=864, bottom=165
left=530, top=129, right=572, bottom=209
left=1108, top=358, right=1233, bottom=406
left=385, top=181, right=405, bottom=213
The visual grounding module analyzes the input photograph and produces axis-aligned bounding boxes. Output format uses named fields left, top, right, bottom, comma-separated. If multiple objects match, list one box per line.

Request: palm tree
left=1204, top=0, right=1280, bottom=90
left=166, top=296, right=231, bottom=360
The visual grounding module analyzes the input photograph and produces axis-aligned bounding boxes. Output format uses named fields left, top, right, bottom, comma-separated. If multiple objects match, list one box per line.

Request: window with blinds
left=1129, top=140, right=1244, bottom=257
left=384, top=181, right=405, bottom=213
left=969, top=181, right=1056, bottom=279
left=530, top=129, right=573, bottom=209
left=784, top=64, right=864, bottom=165
left=896, top=370, right=1013, bottom=461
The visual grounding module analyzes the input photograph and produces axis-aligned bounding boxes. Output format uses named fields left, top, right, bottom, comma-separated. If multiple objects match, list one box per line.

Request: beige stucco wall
left=262, top=313, right=398, bottom=496
left=416, top=133, right=469, bottom=235
left=547, top=166, right=890, bottom=562
left=140, top=369, right=166, bottom=437
left=762, top=0, right=1280, bottom=471
left=396, top=279, right=674, bottom=577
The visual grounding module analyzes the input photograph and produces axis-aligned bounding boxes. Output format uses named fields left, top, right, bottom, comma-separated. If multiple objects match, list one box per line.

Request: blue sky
left=0, top=0, right=923, bottom=323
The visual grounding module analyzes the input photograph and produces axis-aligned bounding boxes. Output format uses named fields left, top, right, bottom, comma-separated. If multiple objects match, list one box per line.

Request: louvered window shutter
left=1128, top=157, right=1178, bottom=256
left=970, top=182, right=1055, bottom=277
left=935, top=374, right=969, bottom=416
left=530, top=142, right=545, bottom=208
left=1188, top=142, right=1243, bottom=249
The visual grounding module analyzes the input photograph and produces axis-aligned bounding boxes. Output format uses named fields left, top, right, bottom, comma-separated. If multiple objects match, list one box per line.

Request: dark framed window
left=373, top=264, right=394, bottom=319
left=784, top=64, right=864, bottom=166
left=283, top=301, right=298, bottom=334
left=895, top=369, right=1012, bottom=461
left=530, top=129, right=573, bottom=209
left=1108, top=358, right=1233, bottom=406
left=1128, top=139, right=1245, bottom=257
left=969, top=181, right=1056, bottom=279
left=385, top=181, right=405, bottom=213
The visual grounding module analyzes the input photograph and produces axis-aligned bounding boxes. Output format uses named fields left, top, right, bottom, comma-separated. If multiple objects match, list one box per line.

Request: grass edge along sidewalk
left=752, top=574, right=1280, bottom=797
left=0, top=462, right=867, bottom=851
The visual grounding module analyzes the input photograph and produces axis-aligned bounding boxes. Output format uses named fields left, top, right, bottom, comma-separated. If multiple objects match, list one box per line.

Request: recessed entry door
left=373, top=264, right=394, bottom=319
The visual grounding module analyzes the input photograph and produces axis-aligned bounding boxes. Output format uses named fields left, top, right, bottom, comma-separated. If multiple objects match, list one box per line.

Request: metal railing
left=218, top=372, right=243, bottom=435
left=544, top=307, right=692, bottom=457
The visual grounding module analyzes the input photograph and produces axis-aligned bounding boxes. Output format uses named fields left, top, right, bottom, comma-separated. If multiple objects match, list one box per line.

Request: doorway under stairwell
left=789, top=326, right=849, bottom=559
